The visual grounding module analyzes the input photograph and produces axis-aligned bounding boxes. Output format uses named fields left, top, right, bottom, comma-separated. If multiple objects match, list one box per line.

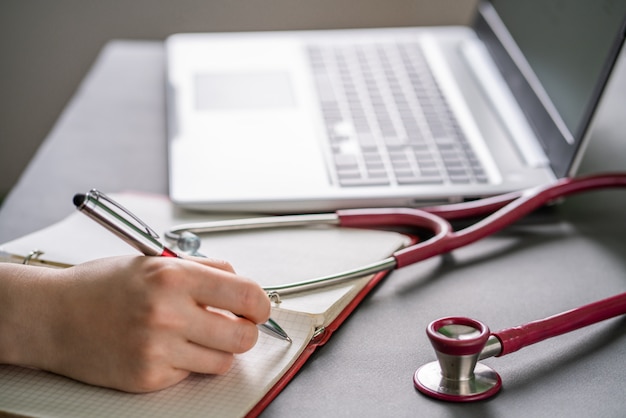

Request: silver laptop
left=166, top=0, right=626, bottom=213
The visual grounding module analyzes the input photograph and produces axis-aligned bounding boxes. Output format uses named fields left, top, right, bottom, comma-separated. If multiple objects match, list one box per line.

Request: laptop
left=165, top=0, right=626, bottom=213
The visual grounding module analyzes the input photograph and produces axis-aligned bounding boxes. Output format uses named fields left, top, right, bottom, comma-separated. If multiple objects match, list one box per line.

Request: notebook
left=0, top=193, right=410, bottom=417
left=165, top=0, right=626, bottom=213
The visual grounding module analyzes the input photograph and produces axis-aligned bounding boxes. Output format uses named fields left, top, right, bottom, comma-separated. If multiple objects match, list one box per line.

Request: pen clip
left=86, top=189, right=161, bottom=240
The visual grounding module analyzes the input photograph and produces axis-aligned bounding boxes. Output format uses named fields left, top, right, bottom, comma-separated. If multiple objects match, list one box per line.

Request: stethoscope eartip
left=414, top=316, right=502, bottom=402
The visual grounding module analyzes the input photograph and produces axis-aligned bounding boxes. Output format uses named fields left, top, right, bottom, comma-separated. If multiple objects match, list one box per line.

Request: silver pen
left=73, top=189, right=291, bottom=343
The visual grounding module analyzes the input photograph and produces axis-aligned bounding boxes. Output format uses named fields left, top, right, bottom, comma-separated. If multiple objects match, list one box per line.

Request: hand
left=0, top=255, right=271, bottom=392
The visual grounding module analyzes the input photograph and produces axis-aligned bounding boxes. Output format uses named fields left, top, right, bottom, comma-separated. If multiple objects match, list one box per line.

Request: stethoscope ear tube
left=340, top=174, right=626, bottom=269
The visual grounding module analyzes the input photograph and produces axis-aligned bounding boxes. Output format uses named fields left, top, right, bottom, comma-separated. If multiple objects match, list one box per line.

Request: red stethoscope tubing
left=494, top=291, right=626, bottom=357
left=336, top=173, right=626, bottom=269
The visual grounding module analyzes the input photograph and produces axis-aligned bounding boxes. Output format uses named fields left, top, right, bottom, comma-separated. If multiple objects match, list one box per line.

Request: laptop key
left=339, top=177, right=390, bottom=187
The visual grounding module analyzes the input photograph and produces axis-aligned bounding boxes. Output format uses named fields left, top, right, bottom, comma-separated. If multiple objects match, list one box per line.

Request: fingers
left=179, top=258, right=271, bottom=325
left=167, top=312, right=258, bottom=378
left=140, top=301, right=259, bottom=384
left=134, top=255, right=268, bottom=349
left=186, top=255, right=236, bottom=273
left=186, top=306, right=260, bottom=354
left=116, top=343, right=237, bottom=393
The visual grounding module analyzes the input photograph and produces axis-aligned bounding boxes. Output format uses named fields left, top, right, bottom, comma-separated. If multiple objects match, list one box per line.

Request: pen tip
left=73, top=193, right=86, bottom=207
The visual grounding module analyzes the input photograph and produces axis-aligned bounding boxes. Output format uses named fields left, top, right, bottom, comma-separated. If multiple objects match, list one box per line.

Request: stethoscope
left=164, top=172, right=626, bottom=400
left=413, top=291, right=626, bottom=402
left=165, top=173, right=626, bottom=300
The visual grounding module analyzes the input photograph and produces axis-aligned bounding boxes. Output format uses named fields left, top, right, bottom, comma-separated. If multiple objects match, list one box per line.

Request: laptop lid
left=166, top=0, right=626, bottom=212
left=480, top=0, right=626, bottom=178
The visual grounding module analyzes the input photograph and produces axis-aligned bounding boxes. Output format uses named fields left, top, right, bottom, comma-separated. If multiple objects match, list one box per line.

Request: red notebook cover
left=246, top=269, right=391, bottom=417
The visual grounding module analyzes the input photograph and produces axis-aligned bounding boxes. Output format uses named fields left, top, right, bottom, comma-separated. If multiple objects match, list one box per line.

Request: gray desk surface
left=1, top=40, right=626, bottom=417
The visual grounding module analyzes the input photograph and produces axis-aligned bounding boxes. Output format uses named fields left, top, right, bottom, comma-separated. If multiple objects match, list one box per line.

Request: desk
left=1, top=40, right=626, bottom=417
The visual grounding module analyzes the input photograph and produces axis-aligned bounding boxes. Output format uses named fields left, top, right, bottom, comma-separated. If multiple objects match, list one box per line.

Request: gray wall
left=0, top=0, right=478, bottom=200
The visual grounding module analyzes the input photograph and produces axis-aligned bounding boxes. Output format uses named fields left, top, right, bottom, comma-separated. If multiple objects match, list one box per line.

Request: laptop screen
left=491, top=0, right=626, bottom=140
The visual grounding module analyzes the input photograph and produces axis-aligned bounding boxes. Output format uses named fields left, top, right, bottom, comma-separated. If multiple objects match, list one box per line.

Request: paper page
left=274, top=274, right=374, bottom=325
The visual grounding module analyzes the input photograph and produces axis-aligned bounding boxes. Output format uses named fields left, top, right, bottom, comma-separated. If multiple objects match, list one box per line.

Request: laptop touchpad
left=177, top=72, right=329, bottom=196
left=195, top=72, right=296, bottom=110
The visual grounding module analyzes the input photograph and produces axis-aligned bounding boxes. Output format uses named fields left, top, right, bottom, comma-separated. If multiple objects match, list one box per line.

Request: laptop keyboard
left=307, top=42, right=488, bottom=187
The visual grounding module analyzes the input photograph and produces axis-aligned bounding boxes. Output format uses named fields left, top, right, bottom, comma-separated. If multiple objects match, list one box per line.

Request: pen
left=73, top=189, right=291, bottom=343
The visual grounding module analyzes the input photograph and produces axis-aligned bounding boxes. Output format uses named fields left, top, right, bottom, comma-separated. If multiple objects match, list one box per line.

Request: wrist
left=0, top=264, right=63, bottom=368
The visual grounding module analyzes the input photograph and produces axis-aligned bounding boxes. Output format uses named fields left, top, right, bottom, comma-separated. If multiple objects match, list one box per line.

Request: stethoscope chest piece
left=414, top=361, right=501, bottom=402
left=413, top=317, right=502, bottom=402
